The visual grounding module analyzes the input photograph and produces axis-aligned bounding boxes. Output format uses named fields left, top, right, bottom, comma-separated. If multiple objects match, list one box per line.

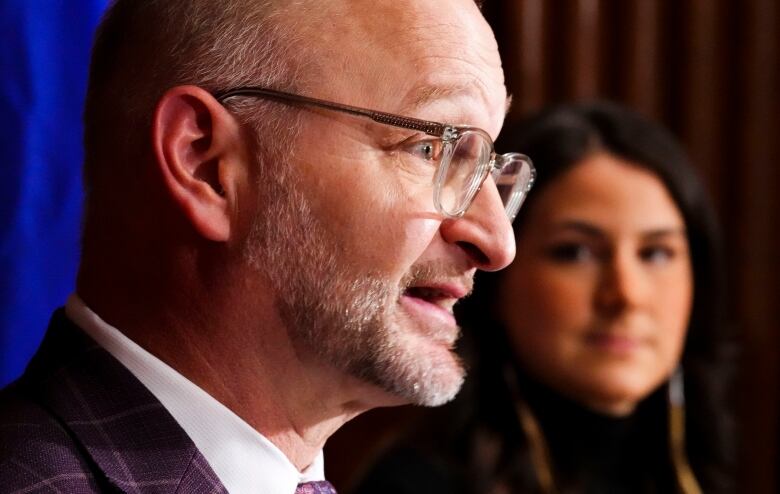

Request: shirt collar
left=65, top=294, right=325, bottom=494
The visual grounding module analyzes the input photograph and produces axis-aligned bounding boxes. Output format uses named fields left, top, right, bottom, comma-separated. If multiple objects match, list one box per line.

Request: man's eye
left=405, top=139, right=443, bottom=162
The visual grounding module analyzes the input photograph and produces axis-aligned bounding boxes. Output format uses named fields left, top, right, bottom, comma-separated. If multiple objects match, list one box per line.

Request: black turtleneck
left=518, top=371, right=677, bottom=494
left=350, top=369, right=681, bottom=494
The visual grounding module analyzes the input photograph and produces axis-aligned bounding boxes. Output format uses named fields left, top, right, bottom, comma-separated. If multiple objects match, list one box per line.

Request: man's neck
left=134, top=312, right=387, bottom=469
left=77, top=277, right=389, bottom=470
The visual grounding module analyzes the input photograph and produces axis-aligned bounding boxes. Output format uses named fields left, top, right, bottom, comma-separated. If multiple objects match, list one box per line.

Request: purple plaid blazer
left=0, top=309, right=228, bottom=493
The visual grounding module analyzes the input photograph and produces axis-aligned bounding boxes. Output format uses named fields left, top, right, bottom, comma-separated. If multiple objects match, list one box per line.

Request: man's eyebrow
left=399, top=82, right=513, bottom=127
left=400, top=82, right=473, bottom=114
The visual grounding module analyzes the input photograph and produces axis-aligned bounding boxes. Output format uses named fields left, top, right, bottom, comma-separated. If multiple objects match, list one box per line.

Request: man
left=0, top=0, right=533, bottom=492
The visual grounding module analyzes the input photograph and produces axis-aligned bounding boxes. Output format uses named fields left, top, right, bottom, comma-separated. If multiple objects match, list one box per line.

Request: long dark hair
left=453, top=101, right=736, bottom=493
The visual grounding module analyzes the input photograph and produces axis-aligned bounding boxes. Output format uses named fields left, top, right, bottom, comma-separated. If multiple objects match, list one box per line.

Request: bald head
left=82, top=0, right=496, bottom=191
left=83, top=0, right=314, bottom=196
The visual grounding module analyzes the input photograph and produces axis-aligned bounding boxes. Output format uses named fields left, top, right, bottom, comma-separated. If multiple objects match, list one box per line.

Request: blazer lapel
left=20, top=310, right=227, bottom=493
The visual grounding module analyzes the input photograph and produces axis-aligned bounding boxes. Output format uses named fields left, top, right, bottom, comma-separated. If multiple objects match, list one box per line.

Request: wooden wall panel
left=502, top=0, right=547, bottom=112
left=679, top=0, right=725, bottom=199
left=734, top=0, right=779, bottom=492
left=568, top=0, right=602, bottom=98
left=623, top=0, right=662, bottom=119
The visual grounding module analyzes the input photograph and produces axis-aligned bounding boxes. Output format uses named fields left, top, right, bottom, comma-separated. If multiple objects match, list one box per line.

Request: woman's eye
left=546, top=243, right=595, bottom=263
left=639, top=245, right=676, bottom=264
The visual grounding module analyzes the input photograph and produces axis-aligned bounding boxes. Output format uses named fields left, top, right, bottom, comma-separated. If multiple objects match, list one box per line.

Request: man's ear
left=152, top=85, right=242, bottom=242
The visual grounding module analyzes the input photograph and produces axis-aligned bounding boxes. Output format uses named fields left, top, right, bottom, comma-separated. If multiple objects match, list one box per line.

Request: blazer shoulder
left=0, top=385, right=104, bottom=492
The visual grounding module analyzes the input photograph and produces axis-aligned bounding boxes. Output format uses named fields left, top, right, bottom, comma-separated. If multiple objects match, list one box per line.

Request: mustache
left=399, top=260, right=474, bottom=297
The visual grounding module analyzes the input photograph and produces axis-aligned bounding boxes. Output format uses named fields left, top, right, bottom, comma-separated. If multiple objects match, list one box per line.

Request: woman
left=351, top=102, right=736, bottom=494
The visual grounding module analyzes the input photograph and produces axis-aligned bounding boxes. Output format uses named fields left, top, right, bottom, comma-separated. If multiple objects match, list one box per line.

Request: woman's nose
left=594, top=252, right=647, bottom=316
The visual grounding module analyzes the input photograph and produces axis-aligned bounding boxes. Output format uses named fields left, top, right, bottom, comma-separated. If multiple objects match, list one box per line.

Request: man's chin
left=379, top=345, right=466, bottom=407
left=381, top=314, right=466, bottom=405
left=408, top=368, right=465, bottom=407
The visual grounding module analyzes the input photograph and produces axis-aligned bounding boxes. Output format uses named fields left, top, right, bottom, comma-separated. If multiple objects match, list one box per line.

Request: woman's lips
left=585, top=332, right=646, bottom=355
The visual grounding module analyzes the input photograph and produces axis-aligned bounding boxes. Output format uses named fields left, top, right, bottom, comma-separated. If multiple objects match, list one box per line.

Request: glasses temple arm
left=214, top=87, right=446, bottom=136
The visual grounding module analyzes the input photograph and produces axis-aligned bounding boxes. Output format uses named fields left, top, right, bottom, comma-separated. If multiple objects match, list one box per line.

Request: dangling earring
left=668, top=368, right=703, bottom=494
left=505, top=365, right=557, bottom=494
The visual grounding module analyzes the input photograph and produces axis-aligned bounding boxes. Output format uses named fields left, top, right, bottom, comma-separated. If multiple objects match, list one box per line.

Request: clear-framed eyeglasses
left=213, top=86, right=535, bottom=221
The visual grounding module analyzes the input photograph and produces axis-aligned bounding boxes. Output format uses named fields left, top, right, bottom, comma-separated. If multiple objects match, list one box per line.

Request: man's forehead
left=302, top=0, right=498, bottom=63
left=291, top=0, right=507, bottom=131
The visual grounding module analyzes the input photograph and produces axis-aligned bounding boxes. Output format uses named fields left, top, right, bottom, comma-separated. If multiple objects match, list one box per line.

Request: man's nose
left=439, top=178, right=516, bottom=271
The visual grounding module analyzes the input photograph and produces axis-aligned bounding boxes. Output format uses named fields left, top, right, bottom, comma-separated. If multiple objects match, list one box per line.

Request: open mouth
left=404, top=286, right=456, bottom=311
left=399, top=282, right=470, bottom=337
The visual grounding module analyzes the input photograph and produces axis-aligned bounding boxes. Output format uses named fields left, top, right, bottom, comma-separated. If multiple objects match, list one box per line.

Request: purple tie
left=295, top=480, right=337, bottom=494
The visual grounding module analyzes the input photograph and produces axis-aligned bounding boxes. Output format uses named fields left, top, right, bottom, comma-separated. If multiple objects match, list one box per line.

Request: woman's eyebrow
left=641, top=227, right=687, bottom=240
left=550, top=221, right=686, bottom=240
left=550, top=220, right=605, bottom=238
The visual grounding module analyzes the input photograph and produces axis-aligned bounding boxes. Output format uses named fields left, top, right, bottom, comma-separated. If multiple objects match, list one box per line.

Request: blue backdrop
left=0, top=0, right=109, bottom=386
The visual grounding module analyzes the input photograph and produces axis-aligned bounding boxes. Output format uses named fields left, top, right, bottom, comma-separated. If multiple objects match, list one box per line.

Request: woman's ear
left=151, top=85, right=242, bottom=241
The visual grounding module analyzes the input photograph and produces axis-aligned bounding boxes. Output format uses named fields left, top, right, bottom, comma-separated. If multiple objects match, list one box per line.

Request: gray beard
left=242, top=159, right=464, bottom=407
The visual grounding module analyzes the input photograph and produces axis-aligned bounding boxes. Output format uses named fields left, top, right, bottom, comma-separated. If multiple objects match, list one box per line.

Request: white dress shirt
left=65, top=294, right=324, bottom=494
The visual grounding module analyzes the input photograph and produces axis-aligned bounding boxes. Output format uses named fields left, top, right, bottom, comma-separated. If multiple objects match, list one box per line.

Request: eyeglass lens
left=493, top=155, right=533, bottom=221
left=437, top=131, right=532, bottom=220
left=437, top=132, right=492, bottom=217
